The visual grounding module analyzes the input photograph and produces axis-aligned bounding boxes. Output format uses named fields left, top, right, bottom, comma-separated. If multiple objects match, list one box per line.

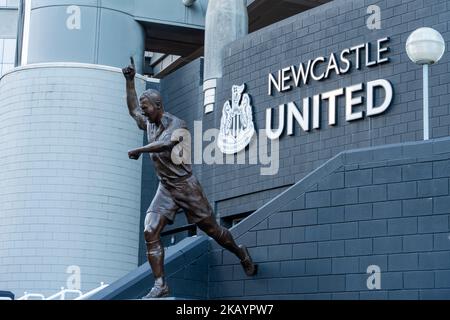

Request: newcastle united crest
left=218, top=84, right=255, bottom=154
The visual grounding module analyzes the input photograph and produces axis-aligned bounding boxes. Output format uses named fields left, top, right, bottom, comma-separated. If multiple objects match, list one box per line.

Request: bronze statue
left=122, top=58, right=257, bottom=299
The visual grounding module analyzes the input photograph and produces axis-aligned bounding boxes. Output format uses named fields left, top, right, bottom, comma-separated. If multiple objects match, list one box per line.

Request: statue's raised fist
left=122, top=57, right=136, bottom=81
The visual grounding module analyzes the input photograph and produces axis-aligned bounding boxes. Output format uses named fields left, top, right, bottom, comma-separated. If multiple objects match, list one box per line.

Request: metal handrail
left=46, top=287, right=82, bottom=300
left=75, top=282, right=109, bottom=300
left=15, top=282, right=108, bottom=300
left=17, top=292, right=45, bottom=300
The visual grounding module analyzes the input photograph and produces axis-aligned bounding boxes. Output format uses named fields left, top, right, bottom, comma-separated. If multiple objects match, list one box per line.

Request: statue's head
left=139, top=89, right=164, bottom=123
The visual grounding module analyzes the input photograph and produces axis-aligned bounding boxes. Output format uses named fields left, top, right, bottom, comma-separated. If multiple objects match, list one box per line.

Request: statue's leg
left=197, top=216, right=243, bottom=258
left=197, top=216, right=257, bottom=276
left=172, top=175, right=256, bottom=275
left=143, top=212, right=169, bottom=297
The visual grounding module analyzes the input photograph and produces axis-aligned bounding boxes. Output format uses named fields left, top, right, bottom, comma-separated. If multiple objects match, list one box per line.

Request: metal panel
left=0, top=9, right=18, bottom=38
left=26, top=5, right=97, bottom=64
left=97, top=8, right=144, bottom=70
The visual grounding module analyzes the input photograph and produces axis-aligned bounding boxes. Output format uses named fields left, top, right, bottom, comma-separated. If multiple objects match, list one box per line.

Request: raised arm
left=122, top=57, right=147, bottom=131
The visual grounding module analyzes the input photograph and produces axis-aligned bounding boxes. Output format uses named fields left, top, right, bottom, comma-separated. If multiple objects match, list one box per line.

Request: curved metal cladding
left=24, top=0, right=145, bottom=71
left=0, top=63, right=146, bottom=296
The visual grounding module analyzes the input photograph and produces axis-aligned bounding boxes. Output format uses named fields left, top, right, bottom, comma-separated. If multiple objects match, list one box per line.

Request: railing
left=46, top=287, right=82, bottom=300
left=15, top=282, right=108, bottom=300
left=75, top=282, right=109, bottom=300
left=17, top=293, right=45, bottom=300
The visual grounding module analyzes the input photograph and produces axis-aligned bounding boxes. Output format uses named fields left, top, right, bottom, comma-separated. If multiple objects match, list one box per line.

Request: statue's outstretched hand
left=128, top=148, right=141, bottom=160
left=122, top=57, right=136, bottom=81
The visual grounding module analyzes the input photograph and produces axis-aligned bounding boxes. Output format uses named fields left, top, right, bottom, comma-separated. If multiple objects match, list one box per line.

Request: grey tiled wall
left=98, top=0, right=450, bottom=300
left=201, top=0, right=450, bottom=219
left=0, top=65, right=146, bottom=296
left=207, top=138, right=450, bottom=299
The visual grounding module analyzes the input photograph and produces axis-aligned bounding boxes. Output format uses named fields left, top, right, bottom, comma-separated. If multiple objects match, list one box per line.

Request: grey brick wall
left=155, top=0, right=450, bottom=237
left=198, top=0, right=450, bottom=220
left=0, top=64, right=146, bottom=296
left=129, top=0, right=450, bottom=300
left=206, top=138, right=450, bottom=300
left=93, top=131, right=450, bottom=300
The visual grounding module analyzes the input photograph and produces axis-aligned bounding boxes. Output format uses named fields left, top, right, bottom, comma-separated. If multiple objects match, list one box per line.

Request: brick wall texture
left=0, top=65, right=146, bottom=296
left=200, top=0, right=450, bottom=219
left=203, top=139, right=450, bottom=299
left=154, top=0, right=450, bottom=300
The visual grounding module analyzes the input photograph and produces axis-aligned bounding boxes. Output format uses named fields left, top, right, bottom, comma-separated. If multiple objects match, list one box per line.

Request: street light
left=182, top=0, right=196, bottom=6
left=406, top=27, right=446, bottom=140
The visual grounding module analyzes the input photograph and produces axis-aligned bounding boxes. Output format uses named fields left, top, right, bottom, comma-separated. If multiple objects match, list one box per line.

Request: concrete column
left=203, top=0, right=248, bottom=114
left=0, top=63, right=146, bottom=297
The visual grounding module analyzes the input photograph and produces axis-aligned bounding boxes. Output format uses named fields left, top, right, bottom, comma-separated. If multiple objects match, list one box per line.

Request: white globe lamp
left=182, top=0, right=196, bottom=7
left=406, top=27, right=446, bottom=140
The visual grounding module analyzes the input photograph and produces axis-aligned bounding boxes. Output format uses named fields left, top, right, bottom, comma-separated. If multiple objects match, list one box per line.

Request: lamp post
left=406, top=27, right=446, bottom=140
left=182, top=0, right=196, bottom=6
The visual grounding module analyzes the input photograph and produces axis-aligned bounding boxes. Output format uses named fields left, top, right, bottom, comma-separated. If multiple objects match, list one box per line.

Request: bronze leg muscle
left=143, top=212, right=170, bottom=298
left=197, top=216, right=257, bottom=276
